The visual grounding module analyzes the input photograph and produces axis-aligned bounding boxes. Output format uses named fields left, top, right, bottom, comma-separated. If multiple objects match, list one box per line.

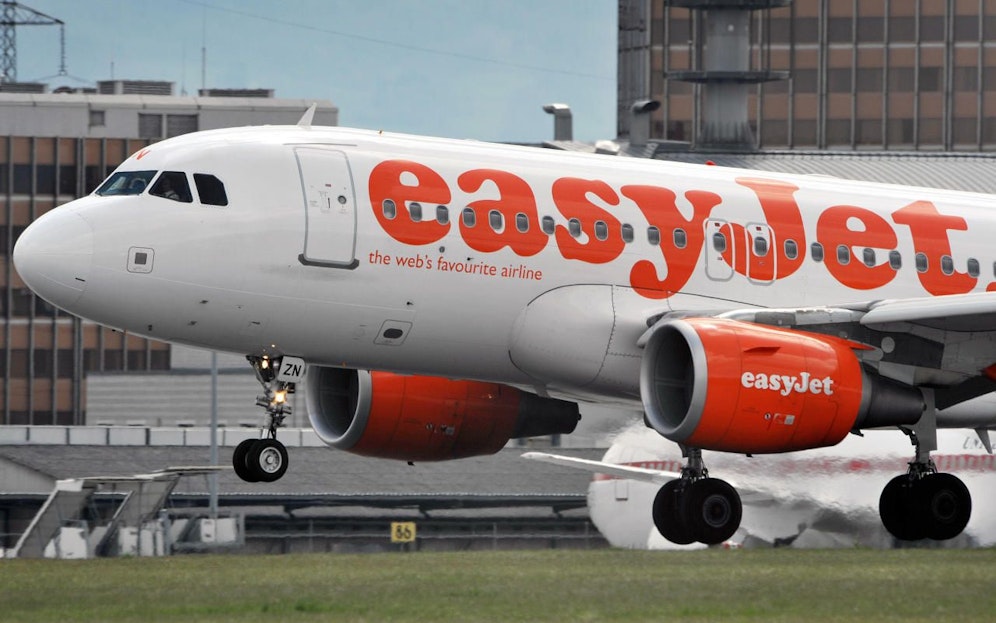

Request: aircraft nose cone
left=13, top=209, right=94, bottom=310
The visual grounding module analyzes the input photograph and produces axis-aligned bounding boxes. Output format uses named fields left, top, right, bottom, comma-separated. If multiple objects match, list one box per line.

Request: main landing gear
left=652, top=447, right=743, bottom=545
left=878, top=428, right=972, bottom=542
left=232, top=355, right=300, bottom=483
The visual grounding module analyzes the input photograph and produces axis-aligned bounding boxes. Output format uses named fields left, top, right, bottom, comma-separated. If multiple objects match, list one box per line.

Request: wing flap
left=860, top=292, right=996, bottom=332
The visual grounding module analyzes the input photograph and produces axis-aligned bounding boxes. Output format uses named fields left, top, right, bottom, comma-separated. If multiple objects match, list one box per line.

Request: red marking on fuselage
left=367, top=159, right=984, bottom=301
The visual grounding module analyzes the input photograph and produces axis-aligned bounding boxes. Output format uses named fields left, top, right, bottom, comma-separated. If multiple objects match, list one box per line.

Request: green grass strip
left=2, top=549, right=995, bottom=622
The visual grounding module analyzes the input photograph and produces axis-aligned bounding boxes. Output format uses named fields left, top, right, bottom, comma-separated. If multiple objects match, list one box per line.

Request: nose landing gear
left=232, top=355, right=305, bottom=483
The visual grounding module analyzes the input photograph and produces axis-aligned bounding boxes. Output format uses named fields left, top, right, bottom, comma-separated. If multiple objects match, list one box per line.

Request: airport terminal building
left=0, top=81, right=337, bottom=426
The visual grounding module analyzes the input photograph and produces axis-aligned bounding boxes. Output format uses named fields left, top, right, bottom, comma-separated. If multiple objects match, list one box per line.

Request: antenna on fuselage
left=297, top=103, right=317, bottom=129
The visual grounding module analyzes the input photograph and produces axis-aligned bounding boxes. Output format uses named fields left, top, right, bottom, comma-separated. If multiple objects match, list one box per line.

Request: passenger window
left=96, top=170, right=157, bottom=196
left=648, top=226, right=661, bottom=246
left=409, top=202, right=422, bottom=222
left=568, top=218, right=582, bottom=238
left=837, top=245, right=850, bottom=265
left=621, top=223, right=634, bottom=243
left=889, top=250, right=902, bottom=270
left=489, top=210, right=503, bottom=232
left=151, top=171, right=193, bottom=203
left=968, top=257, right=980, bottom=278
left=436, top=205, right=449, bottom=224
left=462, top=207, right=476, bottom=228
left=941, top=255, right=954, bottom=276
left=915, top=252, right=928, bottom=273
left=594, top=220, right=608, bottom=241
left=784, top=239, right=798, bottom=260
left=811, top=242, right=824, bottom=262
left=712, top=232, right=727, bottom=253
left=863, top=248, right=876, bottom=267
left=193, top=173, right=227, bottom=206
left=674, top=228, right=687, bottom=249
left=541, top=215, right=555, bottom=235
left=382, top=199, right=397, bottom=220
left=515, top=213, right=529, bottom=233
left=753, top=236, right=768, bottom=257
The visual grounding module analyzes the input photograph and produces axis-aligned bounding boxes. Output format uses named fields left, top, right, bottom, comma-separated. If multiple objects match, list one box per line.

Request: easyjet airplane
left=12, top=110, right=996, bottom=546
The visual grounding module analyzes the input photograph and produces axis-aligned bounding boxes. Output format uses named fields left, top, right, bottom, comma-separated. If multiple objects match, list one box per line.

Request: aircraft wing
left=521, top=451, right=772, bottom=504
left=859, top=291, right=996, bottom=331
left=522, top=451, right=680, bottom=484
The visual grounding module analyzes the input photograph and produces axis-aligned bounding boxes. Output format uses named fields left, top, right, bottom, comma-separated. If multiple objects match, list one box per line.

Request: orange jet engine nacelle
left=306, top=367, right=580, bottom=461
left=640, top=318, right=924, bottom=454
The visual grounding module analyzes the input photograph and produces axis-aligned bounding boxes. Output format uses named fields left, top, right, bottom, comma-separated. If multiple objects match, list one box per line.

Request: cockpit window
left=194, top=174, right=229, bottom=206
left=95, top=170, right=157, bottom=196
left=150, top=171, right=193, bottom=203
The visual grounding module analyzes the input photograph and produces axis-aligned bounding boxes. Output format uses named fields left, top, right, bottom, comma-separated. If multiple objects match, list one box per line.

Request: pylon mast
left=0, top=1, right=64, bottom=84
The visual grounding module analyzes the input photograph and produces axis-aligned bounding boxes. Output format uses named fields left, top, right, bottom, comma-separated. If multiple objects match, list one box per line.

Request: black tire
left=879, top=474, right=927, bottom=541
left=684, top=478, right=742, bottom=545
left=918, top=472, right=971, bottom=541
left=652, top=480, right=696, bottom=545
left=232, top=438, right=260, bottom=482
left=246, top=438, right=289, bottom=483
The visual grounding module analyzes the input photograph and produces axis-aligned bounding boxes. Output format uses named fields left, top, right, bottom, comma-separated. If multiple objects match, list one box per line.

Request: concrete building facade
left=0, top=83, right=337, bottom=425
left=619, top=0, right=996, bottom=150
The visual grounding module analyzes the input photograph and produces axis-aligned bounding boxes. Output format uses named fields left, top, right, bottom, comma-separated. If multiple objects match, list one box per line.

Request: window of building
left=918, top=67, right=942, bottom=92
left=138, top=113, right=163, bottom=139
left=828, top=17, right=853, bottom=43
left=89, top=110, right=106, bottom=127
left=166, top=114, right=198, bottom=138
left=793, top=69, right=818, bottom=93
left=856, top=16, right=884, bottom=42
left=888, top=67, right=916, bottom=93
left=856, top=68, right=883, bottom=93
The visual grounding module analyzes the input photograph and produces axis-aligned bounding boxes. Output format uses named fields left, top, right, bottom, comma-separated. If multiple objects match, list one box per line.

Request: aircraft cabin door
left=295, top=147, right=359, bottom=269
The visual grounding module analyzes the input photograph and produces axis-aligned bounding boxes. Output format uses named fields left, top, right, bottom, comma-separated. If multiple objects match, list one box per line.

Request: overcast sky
left=14, top=0, right=617, bottom=142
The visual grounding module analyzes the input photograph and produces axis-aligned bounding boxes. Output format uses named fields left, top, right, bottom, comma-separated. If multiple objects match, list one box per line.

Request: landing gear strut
left=232, top=355, right=302, bottom=483
left=878, top=428, right=972, bottom=541
left=652, top=447, right=742, bottom=546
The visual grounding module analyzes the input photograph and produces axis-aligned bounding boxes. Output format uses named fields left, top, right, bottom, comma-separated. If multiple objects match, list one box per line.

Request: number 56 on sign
left=391, top=522, right=416, bottom=543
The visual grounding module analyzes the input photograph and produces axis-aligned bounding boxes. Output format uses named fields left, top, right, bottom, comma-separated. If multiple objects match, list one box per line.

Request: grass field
left=2, top=548, right=995, bottom=622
